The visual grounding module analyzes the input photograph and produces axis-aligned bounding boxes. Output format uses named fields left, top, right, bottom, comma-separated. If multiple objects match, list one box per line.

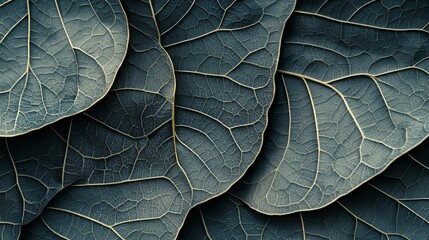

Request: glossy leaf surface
left=232, top=0, right=429, bottom=214
left=0, top=0, right=128, bottom=136
left=180, top=139, right=429, bottom=239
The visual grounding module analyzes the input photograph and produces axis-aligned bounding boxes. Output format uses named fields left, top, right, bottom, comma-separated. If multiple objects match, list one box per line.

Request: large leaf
left=2, top=0, right=191, bottom=238
left=0, top=0, right=294, bottom=239
left=179, top=139, right=429, bottom=239
left=232, top=0, right=429, bottom=214
left=154, top=0, right=295, bottom=204
left=0, top=0, right=128, bottom=136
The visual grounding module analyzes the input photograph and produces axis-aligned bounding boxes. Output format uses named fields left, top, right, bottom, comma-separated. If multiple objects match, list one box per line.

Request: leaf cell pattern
left=232, top=0, right=429, bottom=214
left=154, top=0, right=295, bottom=204
left=0, top=0, right=295, bottom=239
left=180, top=140, right=429, bottom=239
left=0, top=0, right=128, bottom=136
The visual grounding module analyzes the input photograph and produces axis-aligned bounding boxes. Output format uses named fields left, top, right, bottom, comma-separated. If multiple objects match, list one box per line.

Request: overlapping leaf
left=232, top=0, right=429, bottom=214
left=0, top=0, right=295, bottom=238
left=153, top=0, right=295, bottom=204
left=1, top=0, right=190, bottom=238
left=0, top=0, right=128, bottom=136
left=0, top=122, right=70, bottom=239
left=180, top=139, right=429, bottom=239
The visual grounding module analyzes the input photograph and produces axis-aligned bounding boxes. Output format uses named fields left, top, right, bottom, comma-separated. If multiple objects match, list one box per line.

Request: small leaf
left=0, top=0, right=129, bottom=136
left=180, top=140, right=429, bottom=239
left=232, top=0, right=429, bottom=214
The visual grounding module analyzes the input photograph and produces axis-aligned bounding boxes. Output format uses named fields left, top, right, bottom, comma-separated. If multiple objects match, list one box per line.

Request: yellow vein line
left=199, top=207, right=214, bottom=240
left=174, top=69, right=260, bottom=90
left=40, top=217, right=70, bottom=240
left=61, top=118, right=73, bottom=188
left=5, top=139, right=25, bottom=223
left=0, top=0, right=13, bottom=7
left=175, top=134, right=221, bottom=183
left=54, top=0, right=84, bottom=109
left=162, top=25, right=255, bottom=48
left=279, top=71, right=365, bottom=138
left=278, top=66, right=423, bottom=85
left=296, top=77, right=321, bottom=205
left=28, top=65, right=47, bottom=115
left=263, top=75, right=291, bottom=203
left=46, top=207, right=125, bottom=240
left=54, top=0, right=75, bottom=49
left=160, top=0, right=196, bottom=36
left=86, top=0, right=116, bottom=67
left=408, top=154, right=429, bottom=170
left=13, top=0, right=31, bottom=131
left=71, top=175, right=175, bottom=187
left=0, top=14, right=27, bottom=44
left=299, top=213, right=306, bottom=240
left=148, top=0, right=161, bottom=40
left=368, top=183, right=429, bottom=225
left=149, top=1, right=194, bottom=223
left=285, top=41, right=349, bottom=59
left=295, top=10, right=429, bottom=34
left=336, top=202, right=403, bottom=238
left=0, top=222, right=19, bottom=225
left=0, top=71, right=27, bottom=95
left=346, top=0, right=376, bottom=21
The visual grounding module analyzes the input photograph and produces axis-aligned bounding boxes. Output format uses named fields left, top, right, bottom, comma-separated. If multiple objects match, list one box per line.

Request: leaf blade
left=180, top=139, right=429, bottom=239
left=0, top=0, right=128, bottom=136
left=232, top=0, right=429, bottom=214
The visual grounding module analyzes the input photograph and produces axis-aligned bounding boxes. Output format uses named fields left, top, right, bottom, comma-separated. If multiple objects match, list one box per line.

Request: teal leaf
left=180, top=140, right=429, bottom=239
left=1, top=0, right=294, bottom=238
left=0, top=121, right=70, bottom=239
left=154, top=0, right=295, bottom=204
left=232, top=0, right=429, bottom=214
left=0, top=0, right=128, bottom=136
left=4, top=0, right=190, bottom=238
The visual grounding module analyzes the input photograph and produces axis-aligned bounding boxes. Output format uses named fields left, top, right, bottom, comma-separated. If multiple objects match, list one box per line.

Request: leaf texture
left=179, top=140, right=429, bottom=239
left=0, top=122, right=70, bottom=239
left=0, top=0, right=295, bottom=239
left=0, top=0, right=128, bottom=136
left=232, top=0, right=429, bottom=214
left=152, top=0, right=295, bottom=204
left=3, top=0, right=190, bottom=238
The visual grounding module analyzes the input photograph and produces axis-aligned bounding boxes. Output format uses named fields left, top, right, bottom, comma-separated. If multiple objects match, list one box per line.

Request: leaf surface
left=0, top=0, right=295, bottom=238
left=0, top=0, right=128, bottom=136
left=232, top=0, right=429, bottom=214
left=154, top=0, right=295, bottom=204
left=180, top=140, right=429, bottom=239
left=3, top=0, right=190, bottom=238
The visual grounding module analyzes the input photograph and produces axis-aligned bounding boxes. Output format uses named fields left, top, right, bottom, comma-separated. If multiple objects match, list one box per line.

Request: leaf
left=0, top=0, right=294, bottom=239
left=0, top=122, right=70, bottom=239
left=154, top=0, right=295, bottom=204
left=3, top=0, right=190, bottom=238
left=0, top=0, right=128, bottom=136
left=179, top=140, right=429, bottom=239
left=231, top=0, right=429, bottom=214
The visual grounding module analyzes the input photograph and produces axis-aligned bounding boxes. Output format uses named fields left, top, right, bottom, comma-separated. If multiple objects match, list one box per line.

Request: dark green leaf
left=232, top=0, right=429, bottom=214
left=180, top=140, right=429, bottom=239
left=0, top=0, right=128, bottom=136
